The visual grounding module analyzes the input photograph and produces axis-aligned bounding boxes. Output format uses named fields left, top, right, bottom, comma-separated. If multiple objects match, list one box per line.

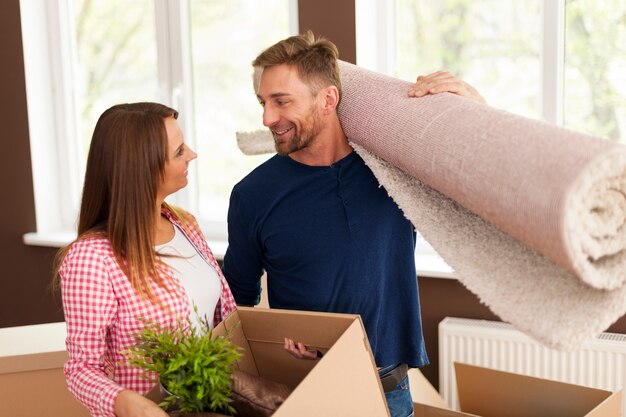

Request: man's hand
left=283, top=337, right=319, bottom=360
left=408, top=71, right=486, bottom=104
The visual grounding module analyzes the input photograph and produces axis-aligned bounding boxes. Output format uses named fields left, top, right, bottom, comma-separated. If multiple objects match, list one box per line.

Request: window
left=188, top=1, right=292, bottom=227
left=73, top=0, right=160, bottom=157
left=563, top=0, right=626, bottom=140
left=394, top=0, right=542, bottom=119
left=21, top=0, right=296, bottom=245
left=356, top=0, right=626, bottom=140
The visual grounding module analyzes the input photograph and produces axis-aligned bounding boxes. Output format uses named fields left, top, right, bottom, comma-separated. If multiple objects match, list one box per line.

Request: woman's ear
left=321, top=85, right=340, bottom=114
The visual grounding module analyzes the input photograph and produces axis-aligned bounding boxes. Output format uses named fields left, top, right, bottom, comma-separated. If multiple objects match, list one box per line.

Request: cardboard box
left=410, top=365, right=477, bottom=417
left=409, top=367, right=453, bottom=411
left=413, top=402, right=477, bottom=416
left=0, top=322, right=90, bottom=417
left=212, top=307, right=390, bottom=416
left=455, top=362, right=622, bottom=416
left=444, top=363, right=622, bottom=417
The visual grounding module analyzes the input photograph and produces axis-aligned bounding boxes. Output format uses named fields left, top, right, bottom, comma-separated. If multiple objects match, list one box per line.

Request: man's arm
left=221, top=187, right=265, bottom=306
left=407, top=70, right=486, bottom=104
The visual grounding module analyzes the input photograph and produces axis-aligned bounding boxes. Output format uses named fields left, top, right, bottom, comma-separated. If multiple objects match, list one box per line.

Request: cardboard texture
left=212, top=307, right=390, bottom=416
left=0, top=323, right=90, bottom=417
left=0, top=346, right=90, bottom=417
left=0, top=366, right=91, bottom=417
left=454, top=363, right=622, bottom=417
left=413, top=402, right=478, bottom=416
left=409, top=368, right=452, bottom=410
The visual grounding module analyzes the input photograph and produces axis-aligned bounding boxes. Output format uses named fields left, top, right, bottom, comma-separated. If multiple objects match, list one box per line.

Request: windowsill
left=414, top=252, right=456, bottom=279
left=22, top=232, right=456, bottom=279
left=23, top=232, right=77, bottom=249
left=23, top=231, right=229, bottom=260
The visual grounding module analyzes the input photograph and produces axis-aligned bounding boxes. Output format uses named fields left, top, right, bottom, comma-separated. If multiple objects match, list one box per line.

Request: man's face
left=256, top=64, right=324, bottom=156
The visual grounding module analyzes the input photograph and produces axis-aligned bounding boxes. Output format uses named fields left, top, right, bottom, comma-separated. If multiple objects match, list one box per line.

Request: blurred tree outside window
left=393, top=0, right=626, bottom=143
left=74, top=0, right=160, bottom=162
left=189, top=0, right=289, bottom=221
left=564, top=0, right=626, bottom=141
left=395, top=0, right=541, bottom=120
left=70, top=0, right=291, bottom=226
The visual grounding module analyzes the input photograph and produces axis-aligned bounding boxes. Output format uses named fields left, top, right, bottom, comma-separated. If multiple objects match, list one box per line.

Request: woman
left=55, top=102, right=237, bottom=417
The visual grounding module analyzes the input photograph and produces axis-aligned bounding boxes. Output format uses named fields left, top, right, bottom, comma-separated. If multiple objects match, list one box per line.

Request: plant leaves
left=124, top=317, right=241, bottom=413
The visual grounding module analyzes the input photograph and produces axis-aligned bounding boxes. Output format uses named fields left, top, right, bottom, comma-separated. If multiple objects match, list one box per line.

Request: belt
left=379, top=363, right=409, bottom=393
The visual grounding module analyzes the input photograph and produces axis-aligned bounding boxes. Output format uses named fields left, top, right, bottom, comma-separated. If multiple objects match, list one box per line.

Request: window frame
left=21, top=0, right=299, bottom=248
left=356, top=0, right=566, bottom=124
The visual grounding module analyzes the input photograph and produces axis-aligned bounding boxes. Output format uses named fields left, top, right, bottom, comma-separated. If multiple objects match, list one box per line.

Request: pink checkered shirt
left=60, top=207, right=237, bottom=417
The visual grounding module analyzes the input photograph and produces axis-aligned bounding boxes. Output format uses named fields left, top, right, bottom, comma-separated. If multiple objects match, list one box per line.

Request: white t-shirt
left=155, top=225, right=222, bottom=329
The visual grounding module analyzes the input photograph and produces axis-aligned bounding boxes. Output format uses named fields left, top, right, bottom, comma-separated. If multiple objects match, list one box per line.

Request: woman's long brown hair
left=54, top=102, right=183, bottom=300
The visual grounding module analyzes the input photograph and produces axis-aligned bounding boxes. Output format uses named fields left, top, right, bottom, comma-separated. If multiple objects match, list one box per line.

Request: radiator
left=439, top=317, right=626, bottom=414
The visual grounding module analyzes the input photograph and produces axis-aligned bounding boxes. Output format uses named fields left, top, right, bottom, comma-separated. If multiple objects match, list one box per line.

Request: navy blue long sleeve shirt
left=223, top=151, right=429, bottom=368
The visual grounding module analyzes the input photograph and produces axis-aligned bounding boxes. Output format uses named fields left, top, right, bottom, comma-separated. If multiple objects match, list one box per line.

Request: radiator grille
left=439, top=317, right=626, bottom=414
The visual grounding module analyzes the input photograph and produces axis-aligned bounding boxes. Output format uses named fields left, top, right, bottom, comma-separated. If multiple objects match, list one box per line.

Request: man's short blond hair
left=252, top=30, right=342, bottom=100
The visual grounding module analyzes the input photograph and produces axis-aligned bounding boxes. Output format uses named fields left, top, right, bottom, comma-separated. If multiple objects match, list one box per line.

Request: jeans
left=379, top=365, right=413, bottom=417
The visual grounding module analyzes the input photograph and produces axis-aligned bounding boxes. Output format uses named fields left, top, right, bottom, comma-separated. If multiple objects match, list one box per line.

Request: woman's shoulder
left=56, top=237, right=109, bottom=283
left=162, top=204, right=199, bottom=230
left=63, top=234, right=114, bottom=264
left=162, top=205, right=210, bottom=250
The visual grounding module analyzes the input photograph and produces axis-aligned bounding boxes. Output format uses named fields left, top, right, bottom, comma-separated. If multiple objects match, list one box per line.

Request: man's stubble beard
left=274, top=107, right=325, bottom=156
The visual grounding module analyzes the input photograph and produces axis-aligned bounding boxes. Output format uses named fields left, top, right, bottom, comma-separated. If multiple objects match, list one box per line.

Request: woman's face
left=157, top=117, right=197, bottom=201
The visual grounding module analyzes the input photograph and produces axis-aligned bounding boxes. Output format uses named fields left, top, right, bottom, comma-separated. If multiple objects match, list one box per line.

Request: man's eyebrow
left=257, top=92, right=290, bottom=101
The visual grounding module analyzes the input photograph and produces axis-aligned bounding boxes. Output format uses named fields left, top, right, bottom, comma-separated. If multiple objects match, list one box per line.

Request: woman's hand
left=408, top=71, right=486, bottom=104
left=283, top=337, right=320, bottom=360
left=114, top=390, right=169, bottom=417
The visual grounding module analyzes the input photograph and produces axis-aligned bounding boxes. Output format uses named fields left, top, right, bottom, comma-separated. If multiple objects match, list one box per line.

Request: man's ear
left=321, top=85, right=340, bottom=114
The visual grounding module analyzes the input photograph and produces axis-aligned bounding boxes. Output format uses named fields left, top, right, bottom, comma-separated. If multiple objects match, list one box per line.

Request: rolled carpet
left=337, top=61, right=626, bottom=291
left=237, top=61, right=626, bottom=350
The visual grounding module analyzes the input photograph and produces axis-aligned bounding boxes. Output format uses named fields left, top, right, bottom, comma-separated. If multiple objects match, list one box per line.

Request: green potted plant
left=126, top=315, right=242, bottom=416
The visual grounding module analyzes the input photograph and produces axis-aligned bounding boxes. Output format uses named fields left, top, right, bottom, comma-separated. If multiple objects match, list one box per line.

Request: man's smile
left=272, top=126, right=294, bottom=138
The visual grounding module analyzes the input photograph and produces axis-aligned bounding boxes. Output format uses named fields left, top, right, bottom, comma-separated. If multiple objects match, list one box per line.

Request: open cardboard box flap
left=410, top=365, right=477, bottom=416
left=212, top=307, right=390, bottom=416
left=409, top=367, right=453, bottom=411
left=454, top=362, right=623, bottom=417
left=413, top=402, right=478, bottom=417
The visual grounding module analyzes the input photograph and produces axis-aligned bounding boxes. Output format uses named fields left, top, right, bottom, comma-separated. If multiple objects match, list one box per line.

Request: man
left=222, top=31, right=484, bottom=417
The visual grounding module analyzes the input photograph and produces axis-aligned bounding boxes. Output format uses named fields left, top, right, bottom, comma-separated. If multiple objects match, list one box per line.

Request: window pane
left=564, top=0, right=626, bottom=142
left=394, top=0, right=541, bottom=118
left=73, top=0, right=159, bottom=155
left=189, top=1, right=291, bottom=221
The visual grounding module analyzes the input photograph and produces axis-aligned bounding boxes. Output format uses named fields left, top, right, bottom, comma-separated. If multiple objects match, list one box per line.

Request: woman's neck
left=154, top=204, right=174, bottom=245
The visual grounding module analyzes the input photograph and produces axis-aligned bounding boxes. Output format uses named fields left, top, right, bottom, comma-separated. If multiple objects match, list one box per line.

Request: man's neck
left=289, top=120, right=353, bottom=166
